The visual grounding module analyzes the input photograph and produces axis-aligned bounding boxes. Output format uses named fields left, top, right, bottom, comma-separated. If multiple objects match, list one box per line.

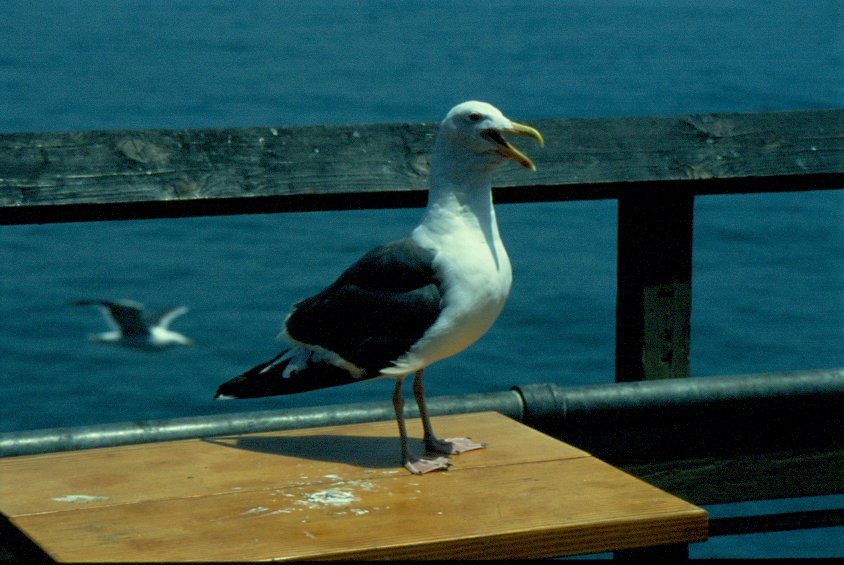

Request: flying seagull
left=73, top=299, right=194, bottom=350
left=215, top=101, right=543, bottom=474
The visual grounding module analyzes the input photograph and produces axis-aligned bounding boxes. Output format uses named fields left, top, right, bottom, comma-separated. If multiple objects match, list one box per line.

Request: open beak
left=485, top=121, right=544, bottom=170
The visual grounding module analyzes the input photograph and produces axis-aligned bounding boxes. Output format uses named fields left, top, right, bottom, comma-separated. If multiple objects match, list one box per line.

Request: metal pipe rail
left=3, top=367, right=841, bottom=461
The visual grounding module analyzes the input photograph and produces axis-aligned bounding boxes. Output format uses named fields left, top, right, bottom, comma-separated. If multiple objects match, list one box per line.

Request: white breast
left=380, top=203, right=512, bottom=376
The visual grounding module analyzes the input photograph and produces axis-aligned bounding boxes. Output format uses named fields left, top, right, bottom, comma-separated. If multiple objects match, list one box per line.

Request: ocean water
left=1, top=0, right=842, bottom=558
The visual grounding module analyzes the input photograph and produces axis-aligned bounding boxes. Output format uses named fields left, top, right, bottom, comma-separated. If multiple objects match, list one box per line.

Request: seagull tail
left=214, top=349, right=367, bottom=400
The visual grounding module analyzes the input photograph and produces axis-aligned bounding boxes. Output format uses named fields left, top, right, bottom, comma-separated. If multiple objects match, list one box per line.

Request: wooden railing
left=3, top=109, right=841, bottom=383
left=2, top=108, right=842, bottom=554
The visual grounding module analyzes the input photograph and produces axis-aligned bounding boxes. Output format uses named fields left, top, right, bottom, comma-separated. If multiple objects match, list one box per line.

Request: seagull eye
left=468, top=112, right=482, bottom=122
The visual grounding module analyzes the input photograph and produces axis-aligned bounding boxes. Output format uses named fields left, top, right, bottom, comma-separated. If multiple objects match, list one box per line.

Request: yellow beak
left=496, top=121, right=544, bottom=170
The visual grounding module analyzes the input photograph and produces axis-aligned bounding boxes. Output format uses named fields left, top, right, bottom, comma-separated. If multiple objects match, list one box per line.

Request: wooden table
left=0, top=412, right=707, bottom=561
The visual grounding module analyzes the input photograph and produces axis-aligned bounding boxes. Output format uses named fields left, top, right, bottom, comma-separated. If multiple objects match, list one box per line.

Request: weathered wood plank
left=616, top=190, right=694, bottom=381
left=0, top=109, right=841, bottom=224
left=709, top=509, right=844, bottom=536
left=622, top=448, right=844, bottom=506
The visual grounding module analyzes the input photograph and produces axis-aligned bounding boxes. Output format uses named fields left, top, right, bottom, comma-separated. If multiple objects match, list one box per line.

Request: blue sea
left=1, top=0, right=842, bottom=558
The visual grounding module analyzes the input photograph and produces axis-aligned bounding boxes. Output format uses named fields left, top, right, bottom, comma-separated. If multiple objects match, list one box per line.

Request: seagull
left=215, top=101, right=543, bottom=474
left=72, top=299, right=194, bottom=350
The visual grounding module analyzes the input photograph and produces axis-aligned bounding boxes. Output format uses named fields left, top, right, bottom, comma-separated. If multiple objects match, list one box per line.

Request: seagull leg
left=412, top=369, right=486, bottom=455
left=393, top=377, right=450, bottom=474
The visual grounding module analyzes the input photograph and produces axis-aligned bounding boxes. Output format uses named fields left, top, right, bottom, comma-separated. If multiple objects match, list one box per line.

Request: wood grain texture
left=0, top=412, right=707, bottom=561
left=623, top=448, right=844, bottom=505
left=1, top=108, right=841, bottom=224
left=615, top=191, right=694, bottom=381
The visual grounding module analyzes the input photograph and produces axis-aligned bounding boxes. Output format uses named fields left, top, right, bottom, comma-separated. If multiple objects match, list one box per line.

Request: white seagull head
left=435, top=100, right=544, bottom=172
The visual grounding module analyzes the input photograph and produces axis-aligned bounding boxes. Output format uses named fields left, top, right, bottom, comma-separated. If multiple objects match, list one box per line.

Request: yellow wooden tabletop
left=0, top=411, right=707, bottom=561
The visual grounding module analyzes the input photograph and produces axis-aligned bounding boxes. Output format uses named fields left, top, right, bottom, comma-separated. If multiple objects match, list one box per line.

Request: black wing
left=284, top=238, right=443, bottom=375
left=73, top=299, right=149, bottom=336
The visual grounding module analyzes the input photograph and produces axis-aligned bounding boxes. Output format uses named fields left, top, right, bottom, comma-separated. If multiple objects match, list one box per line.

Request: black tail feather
left=214, top=350, right=370, bottom=399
